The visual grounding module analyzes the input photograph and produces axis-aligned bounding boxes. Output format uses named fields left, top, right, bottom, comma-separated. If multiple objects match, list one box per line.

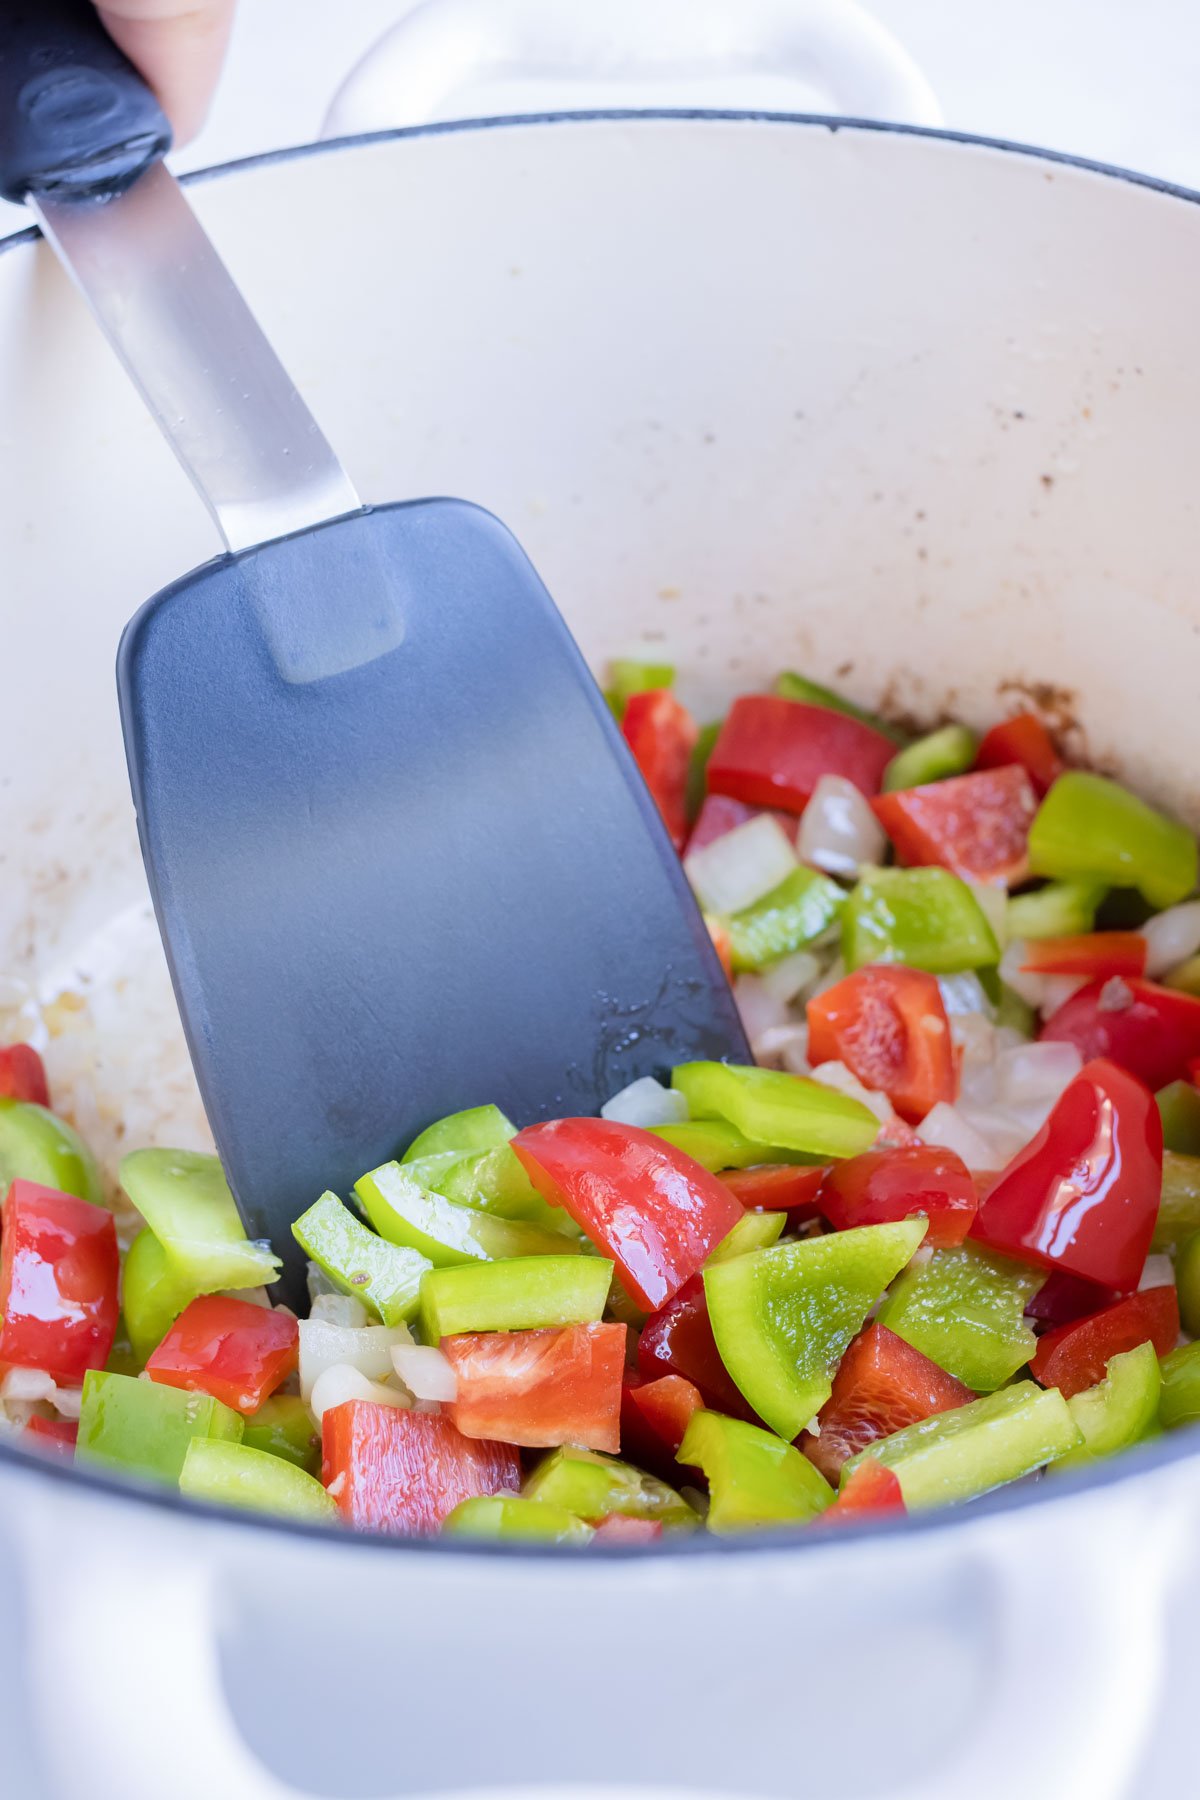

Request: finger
left=97, top=0, right=236, bottom=145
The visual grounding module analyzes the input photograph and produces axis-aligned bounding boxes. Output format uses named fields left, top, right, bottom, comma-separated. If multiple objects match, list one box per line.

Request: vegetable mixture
left=6, top=666, right=1200, bottom=1543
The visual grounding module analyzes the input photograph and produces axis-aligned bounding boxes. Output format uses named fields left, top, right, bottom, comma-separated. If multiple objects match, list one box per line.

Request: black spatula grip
left=0, top=0, right=171, bottom=205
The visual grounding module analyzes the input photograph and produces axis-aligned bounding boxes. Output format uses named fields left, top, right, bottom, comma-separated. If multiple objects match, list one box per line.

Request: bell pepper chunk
left=818, top=1146, right=976, bottom=1247
left=1156, top=1081, right=1200, bottom=1156
left=842, top=867, right=1000, bottom=974
left=679, top=1409, right=834, bottom=1531
left=724, top=867, right=845, bottom=973
left=146, top=1294, right=299, bottom=1413
left=686, top=793, right=796, bottom=857
left=873, top=766, right=1037, bottom=887
left=522, top=1445, right=696, bottom=1526
left=1022, top=932, right=1147, bottom=980
left=622, top=1373, right=704, bottom=1465
left=622, top=688, right=697, bottom=850
left=803, top=1322, right=973, bottom=1482
left=1028, top=771, right=1198, bottom=909
left=442, top=1494, right=593, bottom=1543
left=638, top=1274, right=760, bottom=1421
left=442, top=1321, right=626, bottom=1451
left=1040, top=978, right=1200, bottom=1093
left=420, top=1255, right=612, bottom=1341
left=180, top=1437, right=337, bottom=1522
left=707, top=695, right=896, bottom=813
left=720, top=1163, right=829, bottom=1215
left=1029, top=1286, right=1178, bottom=1397
left=703, top=1219, right=928, bottom=1440
left=77, top=1367, right=244, bottom=1485
left=976, top=712, right=1065, bottom=798
left=24, top=1415, right=78, bottom=1456
left=293, top=1191, right=430, bottom=1326
left=820, top=1460, right=906, bottom=1520
left=670, top=1062, right=878, bottom=1160
left=407, top=1143, right=574, bottom=1234
left=0, top=1179, right=119, bottom=1381
left=882, top=726, right=977, bottom=795
left=807, top=966, right=956, bottom=1124
left=322, top=1399, right=520, bottom=1534
left=511, top=1118, right=741, bottom=1312
left=1159, top=1342, right=1200, bottom=1430
left=651, top=1120, right=811, bottom=1172
left=1007, top=880, right=1106, bottom=941
left=242, top=1394, right=321, bottom=1475
left=0, top=1044, right=49, bottom=1107
left=356, top=1160, right=579, bottom=1267
left=972, top=1058, right=1162, bottom=1292
left=774, top=671, right=907, bottom=744
left=403, top=1104, right=517, bottom=1162
left=877, top=1241, right=1042, bottom=1391
left=591, top=1513, right=665, bottom=1544
left=121, top=1227, right=202, bottom=1366
left=120, top=1148, right=280, bottom=1290
left=1053, top=1340, right=1162, bottom=1469
left=0, top=1098, right=102, bottom=1206
left=842, top=1380, right=1080, bottom=1506
left=706, top=1209, right=787, bottom=1262
left=1152, top=1151, right=1200, bottom=1250
left=1025, top=1268, right=1116, bottom=1327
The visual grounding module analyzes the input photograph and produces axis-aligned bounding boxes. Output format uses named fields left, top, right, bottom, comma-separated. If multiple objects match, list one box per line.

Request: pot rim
left=2, top=105, right=1196, bottom=1555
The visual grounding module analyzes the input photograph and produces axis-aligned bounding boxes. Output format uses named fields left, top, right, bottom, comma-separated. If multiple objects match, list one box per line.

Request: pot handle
left=321, top=0, right=941, bottom=140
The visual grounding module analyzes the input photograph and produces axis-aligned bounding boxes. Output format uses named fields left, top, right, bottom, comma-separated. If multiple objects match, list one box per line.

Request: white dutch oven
left=2, top=5, right=1200, bottom=1797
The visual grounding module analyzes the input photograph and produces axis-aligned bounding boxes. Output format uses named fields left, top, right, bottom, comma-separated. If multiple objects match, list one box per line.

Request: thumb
left=96, top=0, right=236, bottom=145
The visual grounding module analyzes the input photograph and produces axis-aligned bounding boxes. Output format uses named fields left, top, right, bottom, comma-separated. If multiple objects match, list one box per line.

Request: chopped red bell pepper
left=1022, top=933, right=1147, bottom=981
left=807, top=965, right=956, bottom=1124
left=872, top=765, right=1038, bottom=886
left=637, top=1274, right=759, bottom=1422
left=975, top=713, right=1065, bottom=798
left=802, top=1322, right=972, bottom=1483
left=512, top=1118, right=742, bottom=1312
left=622, top=1371, right=703, bottom=1460
left=322, top=1399, right=520, bottom=1535
left=1025, top=1268, right=1116, bottom=1326
left=442, top=1321, right=626, bottom=1452
left=0, top=1044, right=50, bottom=1107
left=706, top=695, right=895, bottom=813
left=1030, top=1286, right=1180, bottom=1397
left=0, top=1180, right=119, bottom=1382
left=24, top=1415, right=78, bottom=1455
left=972, top=1058, right=1162, bottom=1293
left=591, top=1514, right=664, bottom=1543
left=622, top=688, right=698, bottom=851
left=685, top=793, right=796, bottom=856
left=1041, top=978, right=1200, bottom=1093
left=719, top=1163, right=830, bottom=1216
left=1188, top=1058, right=1200, bottom=1091
left=818, top=1144, right=977, bottom=1247
left=820, top=1460, right=906, bottom=1521
left=145, top=1294, right=298, bottom=1413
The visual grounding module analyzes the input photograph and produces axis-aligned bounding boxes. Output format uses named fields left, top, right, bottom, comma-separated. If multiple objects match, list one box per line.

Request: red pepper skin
left=1025, top=1269, right=1117, bottom=1327
left=685, top=794, right=795, bottom=856
left=637, top=1274, right=759, bottom=1422
left=1041, top=979, right=1200, bottom=1093
left=706, top=696, right=895, bottom=813
left=975, top=713, right=1064, bottom=798
left=146, top=1294, right=298, bottom=1413
left=1022, top=933, right=1147, bottom=981
left=513, top=1119, right=742, bottom=1313
left=1030, top=1287, right=1179, bottom=1397
left=807, top=966, right=956, bottom=1124
left=0, top=1180, right=119, bottom=1382
left=872, top=765, right=1038, bottom=886
left=24, top=1415, right=78, bottom=1455
left=719, top=1163, right=829, bottom=1217
left=0, top=1044, right=50, bottom=1106
left=442, top=1322, right=626, bottom=1452
left=821, top=1461, right=906, bottom=1521
left=802, top=1323, right=972, bottom=1483
left=323, top=1400, right=520, bottom=1535
left=972, top=1058, right=1162, bottom=1293
left=819, top=1145, right=977, bottom=1247
left=592, top=1514, right=664, bottom=1544
left=622, top=689, right=698, bottom=851
left=622, top=1372, right=703, bottom=1459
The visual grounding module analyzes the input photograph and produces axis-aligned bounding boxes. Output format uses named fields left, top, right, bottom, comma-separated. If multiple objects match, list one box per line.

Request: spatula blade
left=119, top=501, right=748, bottom=1300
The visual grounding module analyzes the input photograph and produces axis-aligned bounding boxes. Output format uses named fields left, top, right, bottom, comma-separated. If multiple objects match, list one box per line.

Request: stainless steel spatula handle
left=1, top=0, right=361, bottom=553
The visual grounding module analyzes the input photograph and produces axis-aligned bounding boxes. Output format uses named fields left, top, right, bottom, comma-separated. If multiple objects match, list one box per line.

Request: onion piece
left=753, top=1024, right=811, bottom=1074
left=760, top=949, right=823, bottom=1007
left=0, top=1368, right=83, bottom=1418
left=938, top=973, right=996, bottom=1019
left=918, top=1102, right=997, bottom=1169
left=796, top=775, right=886, bottom=879
left=684, top=814, right=798, bottom=916
left=733, top=974, right=791, bottom=1045
left=993, top=1041, right=1082, bottom=1107
left=999, top=941, right=1084, bottom=1014
left=809, top=1059, right=894, bottom=1126
left=1139, top=1254, right=1176, bottom=1293
left=1142, top=901, right=1200, bottom=979
left=309, top=1362, right=409, bottom=1422
left=309, top=1293, right=371, bottom=1330
left=392, top=1344, right=458, bottom=1403
left=299, top=1318, right=414, bottom=1402
left=601, top=1075, right=688, bottom=1129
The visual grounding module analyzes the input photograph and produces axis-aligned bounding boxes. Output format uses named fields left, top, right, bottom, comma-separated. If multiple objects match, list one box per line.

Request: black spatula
left=0, top=1, right=748, bottom=1301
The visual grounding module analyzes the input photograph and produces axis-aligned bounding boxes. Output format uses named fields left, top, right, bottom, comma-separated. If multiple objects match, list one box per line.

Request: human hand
left=95, top=1, right=236, bottom=143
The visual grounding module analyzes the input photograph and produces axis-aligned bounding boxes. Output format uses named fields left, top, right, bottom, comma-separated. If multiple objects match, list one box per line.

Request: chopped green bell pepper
left=179, top=1437, right=336, bottom=1523
left=1174, top=1231, right=1200, bottom=1337
left=104, top=1316, right=140, bottom=1379
left=1028, top=771, right=1198, bottom=910
left=293, top=1192, right=429, bottom=1326
left=403, top=1104, right=516, bottom=1162
left=877, top=1242, right=1041, bottom=1391
left=843, top=868, right=1000, bottom=974
left=77, top=1369, right=243, bottom=1485
left=1151, top=1152, right=1200, bottom=1251
left=119, top=1148, right=280, bottom=1290
left=522, top=1447, right=696, bottom=1527
left=687, top=720, right=723, bottom=821
left=678, top=1410, right=833, bottom=1531
left=1157, top=1083, right=1200, bottom=1157
left=670, top=1063, right=878, bottom=1160
left=605, top=658, right=676, bottom=720
left=1054, top=1341, right=1161, bottom=1469
left=774, top=672, right=906, bottom=745
left=121, top=1227, right=199, bottom=1365
left=241, top=1394, right=321, bottom=1475
left=0, top=1098, right=102, bottom=1205
left=650, top=1120, right=812, bottom=1171
left=1159, top=1342, right=1200, bottom=1430
left=706, top=1210, right=787, bottom=1264
left=403, top=1138, right=575, bottom=1234
left=355, top=1161, right=579, bottom=1266
left=419, top=1255, right=613, bottom=1341
left=725, top=868, right=845, bottom=973
left=442, top=1494, right=593, bottom=1543
left=704, top=1219, right=927, bottom=1440
left=881, top=725, right=977, bottom=793
left=992, top=980, right=1037, bottom=1037
left=842, top=1381, right=1079, bottom=1506
left=1006, top=880, right=1106, bottom=941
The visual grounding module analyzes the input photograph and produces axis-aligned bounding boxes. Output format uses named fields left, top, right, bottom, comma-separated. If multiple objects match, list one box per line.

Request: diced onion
left=392, top=1344, right=458, bottom=1403
left=760, top=950, right=823, bottom=1006
left=918, top=1102, right=997, bottom=1169
left=938, top=973, right=995, bottom=1019
left=299, top=1318, right=414, bottom=1402
left=1142, top=901, right=1200, bottom=979
left=796, top=775, right=886, bottom=879
left=309, top=1362, right=410, bottom=1422
left=601, top=1075, right=688, bottom=1129
left=955, top=1106, right=1037, bottom=1166
left=684, top=814, right=798, bottom=915
left=993, top=1041, right=1082, bottom=1107
left=809, top=1059, right=894, bottom=1125
left=999, top=941, right=1083, bottom=1014
left=1139, top=1254, right=1176, bottom=1292
left=733, top=974, right=791, bottom=1045
left=809, top=957, right=847, bottom=1001
left=753, top=1024, right=811, bottom=1074
left=309, top=1293, right=371, bottom=1330
left=0, top=1368, right=82, bottom=1418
